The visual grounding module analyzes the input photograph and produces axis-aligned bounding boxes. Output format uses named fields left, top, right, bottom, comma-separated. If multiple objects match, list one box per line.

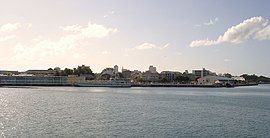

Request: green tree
left=224, top=73, right=232, bottom=78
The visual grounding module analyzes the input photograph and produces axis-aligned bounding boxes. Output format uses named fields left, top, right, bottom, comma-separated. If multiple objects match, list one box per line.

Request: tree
left=159, top=77, right=169, bottom=83
left=62, top=68, right=74, bottom=76
left=224, top=73, right=232, bottom=78
left=74, top=65, right=94, bottom=76
left=241, top=74, right=270, bottom=83
left=174, top=75, right=190, bottom=83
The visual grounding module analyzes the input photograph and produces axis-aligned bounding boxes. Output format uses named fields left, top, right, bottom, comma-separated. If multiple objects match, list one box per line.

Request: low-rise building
left=122, top=69, right=131, bottom=79
left=149, top=65, right=157, bottom=73
left=141, top=71, right=159, bottom=82
left=101, top=68, right=114, bottom=76
left=232, top=76, right=245, bottom=81
left=192, top=68, right=211, bottom=78
left=0, top=76, right=68, bottom=85
left=25, top=70, right=55, bottom=76
left=0, top=70, right=19, bottom=75
left=197, top=76, right=234, bottom=85
left=160, top=71, right=177, bottom=82
left=131, top=70, right=142, bottom=82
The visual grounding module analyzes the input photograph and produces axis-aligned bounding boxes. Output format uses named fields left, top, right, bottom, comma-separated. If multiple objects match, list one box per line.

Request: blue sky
left=0, top=0, right=270, bottom=76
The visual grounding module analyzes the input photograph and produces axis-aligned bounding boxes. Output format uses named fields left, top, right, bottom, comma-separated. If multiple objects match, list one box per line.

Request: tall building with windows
left=114, top=65, right=118, bottom=74
left=192, top=68, right=211, bottom=78
left=149, top=65, right=157, bottom=73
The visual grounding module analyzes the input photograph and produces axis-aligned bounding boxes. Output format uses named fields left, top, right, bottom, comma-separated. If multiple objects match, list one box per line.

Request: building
left=141, top=71, right=159, bottom=82
left=160, top=71, right=177, bottom=82
left=25, top=70, right=56, bottom=76
left=0, top=70, right=19, bottom=75
left=101, top=65, right=119, bottom=76
left=0, top=76, right=68, bottom=86
left=197, top=76, right=234, bottom=86
left=114, top=65, right=118, bottom=74
left=192, top=68, right=211, bottom=78
left=232, top=76, right=245, bottom=81
left=101, top=68, right=114, bottom=76
left=149, top=65, right=157, bottom=73
left=122, top=68, right=131, bottom=79
left=99, top=68, right=114, bottom=80
left=131, top=70, right=142, bottom=82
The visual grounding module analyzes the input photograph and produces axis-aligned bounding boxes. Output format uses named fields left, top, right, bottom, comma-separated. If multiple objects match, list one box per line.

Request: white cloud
left=190, top=16, right=270, bottom=47
left=0, top=22, right=31, bottom=42
left=60, top=24, right=82, bottom=32
left=190, top=39, right=218, bottom=47
left=61, top=22, right=118, bottom=38
left=80, top=23, right=118, bottom=38
left=204, top=17, right=219, bottom=26
left=0, top=23, right=21, bottom=32
left=27, top=23, right=33, bottom=28
left=135, top=43, right=170, bottom=50
left=110, top=10, right=115, bottom=14
left=195, top=17, right=219, bottom=27
left=104, top=10, right=115, bottom=18
left=135, top=43, right=157, bottom=50
left=224, top=59, right=230, bottom=62
left=255, top=25, right=270, bottom=40
left=12, top=22, right=118, bottom=62
left=0, top=35, right=16, bottom=42
left=101, top=50, right=111, bottom=55
left=161, top=43, right=170, bottom=49
left=0, top=23, right=32, bottom=33
left=176, top=52, right=182, bottom=56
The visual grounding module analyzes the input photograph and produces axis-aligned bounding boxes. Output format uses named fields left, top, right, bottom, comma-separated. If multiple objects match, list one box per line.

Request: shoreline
left=0, top=83, right=259, bottom=88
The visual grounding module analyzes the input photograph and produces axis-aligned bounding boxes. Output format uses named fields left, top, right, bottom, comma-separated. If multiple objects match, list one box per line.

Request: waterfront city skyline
left=0, top=0, right=270, bottom=76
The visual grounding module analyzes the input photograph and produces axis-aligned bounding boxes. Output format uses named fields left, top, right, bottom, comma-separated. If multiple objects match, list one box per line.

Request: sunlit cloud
left=103, top=10, right=115, bottom=18
left=60, top=24, right=82, bottom=32
left=0, top=23, right=32, bottom=33
left=204, top=17, right=219, bottom=26
left=134, top=43, right=170, bottom=50
left=12, top=22, right=118, bottom=62
left=224, top=59, right=230, bottom=62
left=0, top=35, right=16, bottom=42
left=101, top=50, right=111, bottom=55
left=176, top=52, right=182, bottom=56
left=190, top=16, right=270, bottom=47
left=0, top=23, right=21, bottom=32
left=195, top=17, right=219, bottom=27
left=0, top=22, right=32, bottom=42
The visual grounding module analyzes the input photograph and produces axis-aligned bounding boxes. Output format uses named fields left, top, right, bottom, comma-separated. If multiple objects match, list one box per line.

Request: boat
left=74, top=78, right=131, bottom=88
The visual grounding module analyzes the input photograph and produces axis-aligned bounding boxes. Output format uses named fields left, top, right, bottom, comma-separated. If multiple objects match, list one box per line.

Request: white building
left=160, top=71, right=177, bottom=81
left=141, top=71, right=159, bottom=82
left=114, top=65, right=118, bottom=74
left=232, top=76, right=245, bottom=81
left=149, top=65, right=157, bottom=73
left=197, top=76, right=234, bottom=85
left=101, top=68, right=114, bottom=76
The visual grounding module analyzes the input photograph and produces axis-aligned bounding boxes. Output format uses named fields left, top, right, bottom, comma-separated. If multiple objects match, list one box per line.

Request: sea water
left=1, top=85, right=270, bottom=137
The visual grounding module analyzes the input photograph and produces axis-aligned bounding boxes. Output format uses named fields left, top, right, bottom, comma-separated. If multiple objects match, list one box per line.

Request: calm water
left=1, top=85, right=270, bottom=137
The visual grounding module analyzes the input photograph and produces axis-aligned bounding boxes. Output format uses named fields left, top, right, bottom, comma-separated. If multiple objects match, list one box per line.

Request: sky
left=0, top=0, right=270, bottom=76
